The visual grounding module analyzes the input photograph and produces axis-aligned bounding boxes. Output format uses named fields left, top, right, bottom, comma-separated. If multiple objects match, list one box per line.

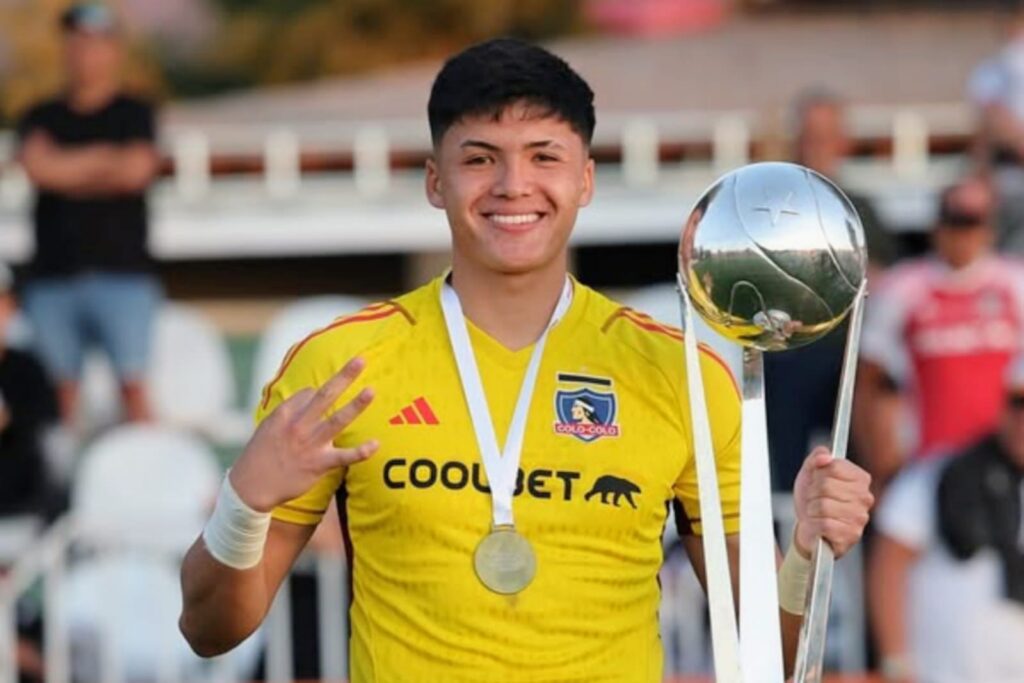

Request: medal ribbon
left=440, top=277, right=573, bottom=528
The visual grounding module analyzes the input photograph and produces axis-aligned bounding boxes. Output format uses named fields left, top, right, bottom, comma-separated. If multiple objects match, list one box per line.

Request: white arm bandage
left=201, top=473, right=272, bottom=570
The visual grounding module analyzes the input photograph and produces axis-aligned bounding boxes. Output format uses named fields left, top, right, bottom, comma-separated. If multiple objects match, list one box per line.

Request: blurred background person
left=0, top=261, right=59, bottom=683
left=15, top=2, right=161, bottom=427
left=868, top=354, right=1024, bottom=683
left=790, top=87, right=898, bottom=274
left=968, top=6, right=1024, bottom=253
left=0, top=261, right=61, bottom=522
left=765, top=88, right=898, bottom=490
left=855, top=176, right=1024, bottom=491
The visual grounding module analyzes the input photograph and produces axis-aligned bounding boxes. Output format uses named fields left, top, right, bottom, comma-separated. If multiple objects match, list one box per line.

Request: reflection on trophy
left=676, top=162, right=867, bottom=683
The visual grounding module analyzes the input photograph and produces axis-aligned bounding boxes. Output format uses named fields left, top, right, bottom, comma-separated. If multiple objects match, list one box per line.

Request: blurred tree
left=0, top=0, right=167, bottom=124
left=197, top=0, right=586, bottom=90
left=0, top=0, right=585, bottom=119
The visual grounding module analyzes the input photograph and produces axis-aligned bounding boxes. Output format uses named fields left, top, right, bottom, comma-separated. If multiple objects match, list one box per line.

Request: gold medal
left=473, top=525, right=536, bottom=595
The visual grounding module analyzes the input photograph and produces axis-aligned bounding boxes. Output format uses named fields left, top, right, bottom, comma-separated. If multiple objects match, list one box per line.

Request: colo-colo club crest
left=553, top=373, right=620, bottom=443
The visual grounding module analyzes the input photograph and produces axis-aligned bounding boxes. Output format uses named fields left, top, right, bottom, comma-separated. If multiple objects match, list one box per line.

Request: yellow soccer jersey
left=257, top=276, right=741, bottom=683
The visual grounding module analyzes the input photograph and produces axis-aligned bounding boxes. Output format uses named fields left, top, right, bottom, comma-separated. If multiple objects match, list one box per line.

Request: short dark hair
left=427, top=38, right=596, bottom=147
left=936, top=178, right=994, bottom=229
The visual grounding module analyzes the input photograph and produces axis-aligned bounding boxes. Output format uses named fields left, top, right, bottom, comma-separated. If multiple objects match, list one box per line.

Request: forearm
left=866, top=393, right=905, bottom=491
left=178, top=540, right=273, bottom=656
left=853, top=365, right=904, bottom=491
left=179, top=515, right=313, bottom=657
left=869, top=537, right=915, bottom=669
left=22, top=144, right=157, bottom=196
left=780, top=608, right=802, bottom=676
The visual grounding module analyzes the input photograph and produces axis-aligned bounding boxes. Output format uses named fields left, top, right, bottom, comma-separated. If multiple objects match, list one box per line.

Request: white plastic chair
left=248, top=295, right=371, bottom=411
left=76, top=303, right=238, bottom=437
left=61, top=424, right=261, bottom=682
left=149, top=304, right=236, bottom=431
left=73, top=423, right=221, bottom=553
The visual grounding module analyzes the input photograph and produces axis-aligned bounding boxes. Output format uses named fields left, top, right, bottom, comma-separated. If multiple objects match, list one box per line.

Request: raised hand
left=229, top=357, right=378, bottom=513
left=792, top=446, right=874, bottom=559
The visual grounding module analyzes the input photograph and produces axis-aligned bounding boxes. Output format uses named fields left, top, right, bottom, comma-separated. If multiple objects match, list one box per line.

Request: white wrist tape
left=202, top=473, right=272, bottom=570
left=777, top=540, right=812, bottom=615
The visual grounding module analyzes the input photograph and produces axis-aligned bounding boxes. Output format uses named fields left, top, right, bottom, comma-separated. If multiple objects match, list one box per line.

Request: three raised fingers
left=296, top=357, right=367, bottom=433
left=310, top=387, right=376, bottom=445
left=320, top=440, right=380, bottom=470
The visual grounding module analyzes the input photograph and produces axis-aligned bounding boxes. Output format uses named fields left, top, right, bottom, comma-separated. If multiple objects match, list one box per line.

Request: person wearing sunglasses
left=855, top=176, right=1024, bottom=493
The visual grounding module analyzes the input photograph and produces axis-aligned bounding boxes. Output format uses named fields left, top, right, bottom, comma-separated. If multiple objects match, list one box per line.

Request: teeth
left=489, top=213, right=541, bottom=225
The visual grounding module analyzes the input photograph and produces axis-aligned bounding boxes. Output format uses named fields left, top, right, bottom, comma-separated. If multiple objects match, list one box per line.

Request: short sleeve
left=673, top=347, right=742, bottom=536
left=15, top=103, right=48, bottom=145
left=875, top=460, right=943, bottom=550
left=255, top=339, right=345, bottom=527
left=125, top=99, right=156, bottom=143
left=860, top=272, right=912, bottom=384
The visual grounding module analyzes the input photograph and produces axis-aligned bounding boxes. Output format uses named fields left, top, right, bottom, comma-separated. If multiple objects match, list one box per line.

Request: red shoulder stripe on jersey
left=697, top=341, right=740, bottom=397
left=623, top=309, right=685, bottom=341
left=601, top=307, right=684, bottom=341
left=602, top=307, right=739, bottom=396
left=384, top=298, right=416, bottom=325
left=260, top=305, right=402, bottom=410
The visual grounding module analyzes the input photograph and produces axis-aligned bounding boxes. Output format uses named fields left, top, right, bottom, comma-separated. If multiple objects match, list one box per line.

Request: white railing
left=0, top=102, right=972, bottom=204
left=0, top=102, right=971, bottom=263
left=0, top=494, right=866, bottom=683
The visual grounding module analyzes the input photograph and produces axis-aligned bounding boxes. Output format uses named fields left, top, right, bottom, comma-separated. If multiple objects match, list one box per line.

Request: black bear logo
left=584, top=475, right=641, bottom=509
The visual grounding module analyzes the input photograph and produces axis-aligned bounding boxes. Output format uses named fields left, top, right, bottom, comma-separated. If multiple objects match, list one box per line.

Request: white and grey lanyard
left=440, top=277, right=573, bottom=527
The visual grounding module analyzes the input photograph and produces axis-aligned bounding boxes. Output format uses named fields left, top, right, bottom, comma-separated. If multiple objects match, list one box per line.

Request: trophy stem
left=793, top=285, right=868, bottom=683
left=676, top=277, right=742, bottom=683
left=739, top=348, right=784, bottom=683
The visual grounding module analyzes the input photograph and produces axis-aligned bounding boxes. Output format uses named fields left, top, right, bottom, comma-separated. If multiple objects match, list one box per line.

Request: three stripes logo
left=388, top=397, right=440, bottom=425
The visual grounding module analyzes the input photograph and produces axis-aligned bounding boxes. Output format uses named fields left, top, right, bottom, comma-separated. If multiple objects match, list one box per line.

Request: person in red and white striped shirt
left=855, top=176, right=1024, bottom=491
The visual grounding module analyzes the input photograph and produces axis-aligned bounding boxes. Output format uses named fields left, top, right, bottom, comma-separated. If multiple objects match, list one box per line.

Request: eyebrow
left=459, top=139, right=567, bottom=152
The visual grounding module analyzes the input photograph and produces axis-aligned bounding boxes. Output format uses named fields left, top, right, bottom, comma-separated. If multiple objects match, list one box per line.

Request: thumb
left=807, top=446, right=833, bottom=469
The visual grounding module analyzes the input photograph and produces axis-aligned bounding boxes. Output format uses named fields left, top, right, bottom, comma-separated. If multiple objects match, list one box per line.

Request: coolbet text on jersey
left=256, top=276, right=741, bottom=683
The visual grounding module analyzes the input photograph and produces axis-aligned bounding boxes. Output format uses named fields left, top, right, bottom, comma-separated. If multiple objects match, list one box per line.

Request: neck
left=67, top=79, right=117, bottom=112
left=450, top=255, right=568, bottom=351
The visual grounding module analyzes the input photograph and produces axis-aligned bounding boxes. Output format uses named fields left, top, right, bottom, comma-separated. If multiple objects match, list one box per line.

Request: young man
left=179, top=39, right=873, bottom=681
left=16, top=2, right=161, bottom=425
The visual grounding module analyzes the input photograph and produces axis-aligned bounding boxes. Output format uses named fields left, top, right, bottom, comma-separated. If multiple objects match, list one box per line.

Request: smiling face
left=425, top=101, right=595, bottom=277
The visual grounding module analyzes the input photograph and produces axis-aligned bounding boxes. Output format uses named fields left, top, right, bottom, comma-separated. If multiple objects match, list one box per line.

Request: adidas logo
left=388, top=397, right=439, bottom=425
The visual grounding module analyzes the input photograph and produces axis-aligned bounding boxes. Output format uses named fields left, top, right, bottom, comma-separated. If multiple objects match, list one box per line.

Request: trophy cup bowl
left=678, top=162, right=867, bottom=351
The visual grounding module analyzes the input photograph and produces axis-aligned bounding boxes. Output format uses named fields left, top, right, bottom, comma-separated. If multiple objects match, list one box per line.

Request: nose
left=491, top=157, right=532, bottom=199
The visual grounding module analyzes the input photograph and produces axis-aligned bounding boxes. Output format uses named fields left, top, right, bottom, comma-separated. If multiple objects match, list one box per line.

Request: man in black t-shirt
left=16, top=2, right=161, bottom=426
left=765, top=88, right=898, bottom=490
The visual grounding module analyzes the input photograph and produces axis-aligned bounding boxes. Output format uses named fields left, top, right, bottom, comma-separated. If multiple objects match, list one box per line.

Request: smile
left=486, top=213, right=544, bottom=227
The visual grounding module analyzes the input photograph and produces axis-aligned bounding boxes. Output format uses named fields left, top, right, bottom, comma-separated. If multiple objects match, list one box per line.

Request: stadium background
left=0, top=0, right=1013, bottom=681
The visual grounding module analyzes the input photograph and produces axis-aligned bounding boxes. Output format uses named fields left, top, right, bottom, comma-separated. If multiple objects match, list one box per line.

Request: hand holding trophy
left=677, top=162, right=868, bottom=683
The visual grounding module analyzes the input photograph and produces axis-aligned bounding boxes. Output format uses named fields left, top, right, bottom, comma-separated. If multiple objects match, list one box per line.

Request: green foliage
left=0, top=0, right=587, bottom=113
left=197, top=0, right=586, bottom=90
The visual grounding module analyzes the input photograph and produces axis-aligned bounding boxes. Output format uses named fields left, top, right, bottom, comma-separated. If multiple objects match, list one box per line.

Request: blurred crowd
left=3, top=3, right=1024, bottom=683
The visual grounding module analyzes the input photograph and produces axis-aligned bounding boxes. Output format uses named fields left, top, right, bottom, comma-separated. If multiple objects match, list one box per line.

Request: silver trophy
left=676, top=162, right=867, bottom=683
